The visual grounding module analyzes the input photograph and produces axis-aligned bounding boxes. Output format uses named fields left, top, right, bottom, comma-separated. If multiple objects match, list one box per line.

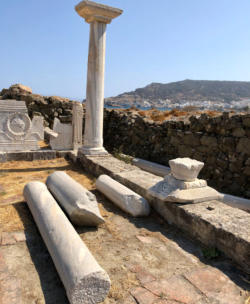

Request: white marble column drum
left=75, top=0, right=123, bottom=155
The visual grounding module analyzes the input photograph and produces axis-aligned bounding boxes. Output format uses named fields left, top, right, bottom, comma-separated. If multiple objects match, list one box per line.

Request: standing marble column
left=75, top=0, right=123, bottom=155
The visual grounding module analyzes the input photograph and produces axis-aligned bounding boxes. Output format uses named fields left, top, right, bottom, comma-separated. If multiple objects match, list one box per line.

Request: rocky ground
left=0, top=158, right=249, bottom=304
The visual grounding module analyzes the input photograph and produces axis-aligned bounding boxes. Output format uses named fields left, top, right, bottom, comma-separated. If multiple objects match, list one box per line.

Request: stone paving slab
left=129, top=264, right=247, bottom=304
left=78, top=151, right=139, bottom=175
left=185, top=267, right=245, bottom=304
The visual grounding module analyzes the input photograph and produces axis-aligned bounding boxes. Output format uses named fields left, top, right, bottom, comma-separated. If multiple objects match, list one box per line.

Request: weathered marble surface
left=169, top=158, right=204, bottom=181
left=75, top=0, right=123, bottom=24
left=76, top=1, right=122, bottom=155
left=44, top=127, right=58, bottom=139
left=72, top=102, right=83, bottom=150
left=220, top=193, right=250, bottom=211
left=46, top=171, right=104, bottom=226
left=23, top=181, right=110, bottom=304
left=0, top=100, right=43, bottom=151
left=49, top=118, right=73, bottom=150
left=96, top=174, right=150, bottom=217
left=132, top=158, right=171, bottom=177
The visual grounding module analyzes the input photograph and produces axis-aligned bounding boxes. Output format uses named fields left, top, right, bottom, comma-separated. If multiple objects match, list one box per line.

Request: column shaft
left=83, top=21, right=107, bottom=154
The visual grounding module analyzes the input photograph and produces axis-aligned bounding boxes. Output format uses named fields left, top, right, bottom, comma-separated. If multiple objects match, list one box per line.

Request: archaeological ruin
left=0, top=1, right=249, bottom=304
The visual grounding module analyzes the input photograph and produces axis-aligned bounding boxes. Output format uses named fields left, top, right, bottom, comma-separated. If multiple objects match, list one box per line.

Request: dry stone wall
left=1, top=85, right=249, bottom=198
left=0, top=85, right=74, bottom=128
left=103, top=109, right=250, bottom=198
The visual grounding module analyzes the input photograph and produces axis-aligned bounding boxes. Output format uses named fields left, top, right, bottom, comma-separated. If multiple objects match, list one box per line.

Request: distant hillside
left=105, top=80, right=250, bottom=108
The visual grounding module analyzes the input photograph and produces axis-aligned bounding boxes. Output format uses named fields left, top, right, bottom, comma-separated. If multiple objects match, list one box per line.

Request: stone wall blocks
left=178, top=145, right=193, bottom=158
left=242, top=117, right=250, bottom=127
left=236, top=138, right=250, bottom=155
left=232, top=128, right=246, bottom=137
left=183, top=134, right=201, bottom=146
left=243, top=166, right=250, bottom=176
left=245, top=158, right=250, bottom=166
left=200, top=135, right=218, bottom=147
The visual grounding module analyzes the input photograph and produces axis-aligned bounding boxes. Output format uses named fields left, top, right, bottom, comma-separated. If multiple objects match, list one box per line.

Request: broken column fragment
left=46, top=171, right=104, bottom=226
left=96, top=174, right=150, bottom=217
left=149, top=157, right=222, bottom=203
left=132, top=158, right=171, bottom=177
left=23, top=181, right=110, bottom=304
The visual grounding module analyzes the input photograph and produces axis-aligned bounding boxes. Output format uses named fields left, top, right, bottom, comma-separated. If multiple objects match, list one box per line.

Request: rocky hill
left=105, top=80, right=250, bottom=108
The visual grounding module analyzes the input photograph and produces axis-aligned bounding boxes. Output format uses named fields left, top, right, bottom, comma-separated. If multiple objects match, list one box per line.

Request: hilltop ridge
left=105, top=79, right=250, bottom=110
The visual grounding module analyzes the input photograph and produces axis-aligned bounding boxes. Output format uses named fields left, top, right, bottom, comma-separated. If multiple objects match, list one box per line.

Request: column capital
left=75, top=0, right=123, bottom=24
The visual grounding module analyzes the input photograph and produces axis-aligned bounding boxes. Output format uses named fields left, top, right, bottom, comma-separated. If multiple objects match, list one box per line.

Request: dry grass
left=138, top=108, right=190, bottom=122
left=0, top=203, right=33, bottom=233
left=206, top=110, right=220, bottom=117
left=0, top=158, right=95, bottom=233
left=127, top=107, right=222, bottom=122
left=0, top=158, right=94, bottom=205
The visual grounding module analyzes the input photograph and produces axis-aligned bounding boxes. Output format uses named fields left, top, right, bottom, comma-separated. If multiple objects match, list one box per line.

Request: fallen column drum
left=96, top=174, right=150, bottom=217
left=23, top=181, right=110, bottom=304
left=46, top=171, right=104, bottom=226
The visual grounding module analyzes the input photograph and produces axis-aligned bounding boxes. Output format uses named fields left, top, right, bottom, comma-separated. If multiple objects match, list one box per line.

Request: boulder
left=9, top=84, right=32, bottom=94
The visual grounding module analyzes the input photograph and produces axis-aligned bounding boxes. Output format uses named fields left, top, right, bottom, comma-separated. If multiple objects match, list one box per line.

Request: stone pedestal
left=75, top=0, right=123, bottom=155
left=149, top=158, right=222, bottom=203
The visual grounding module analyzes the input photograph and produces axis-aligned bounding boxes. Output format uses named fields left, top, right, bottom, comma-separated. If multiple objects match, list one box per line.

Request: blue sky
left=1, top=0, right=250, bottom=100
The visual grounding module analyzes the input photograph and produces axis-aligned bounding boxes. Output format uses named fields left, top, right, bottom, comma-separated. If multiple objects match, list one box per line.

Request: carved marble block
left=49, top=102, right=83, bottom=151
left=0, top=100, right=44, bottom=152
left=169, top=158, right=204, bottom=181
left=50, top=118, right=73, bottom=150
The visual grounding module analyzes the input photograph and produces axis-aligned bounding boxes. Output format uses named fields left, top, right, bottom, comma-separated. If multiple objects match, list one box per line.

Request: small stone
left=169, top=158, right=204, bottom=181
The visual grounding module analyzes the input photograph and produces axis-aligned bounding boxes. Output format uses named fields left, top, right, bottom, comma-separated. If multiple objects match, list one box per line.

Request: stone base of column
left=81, top=146, right=108, bottom=156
